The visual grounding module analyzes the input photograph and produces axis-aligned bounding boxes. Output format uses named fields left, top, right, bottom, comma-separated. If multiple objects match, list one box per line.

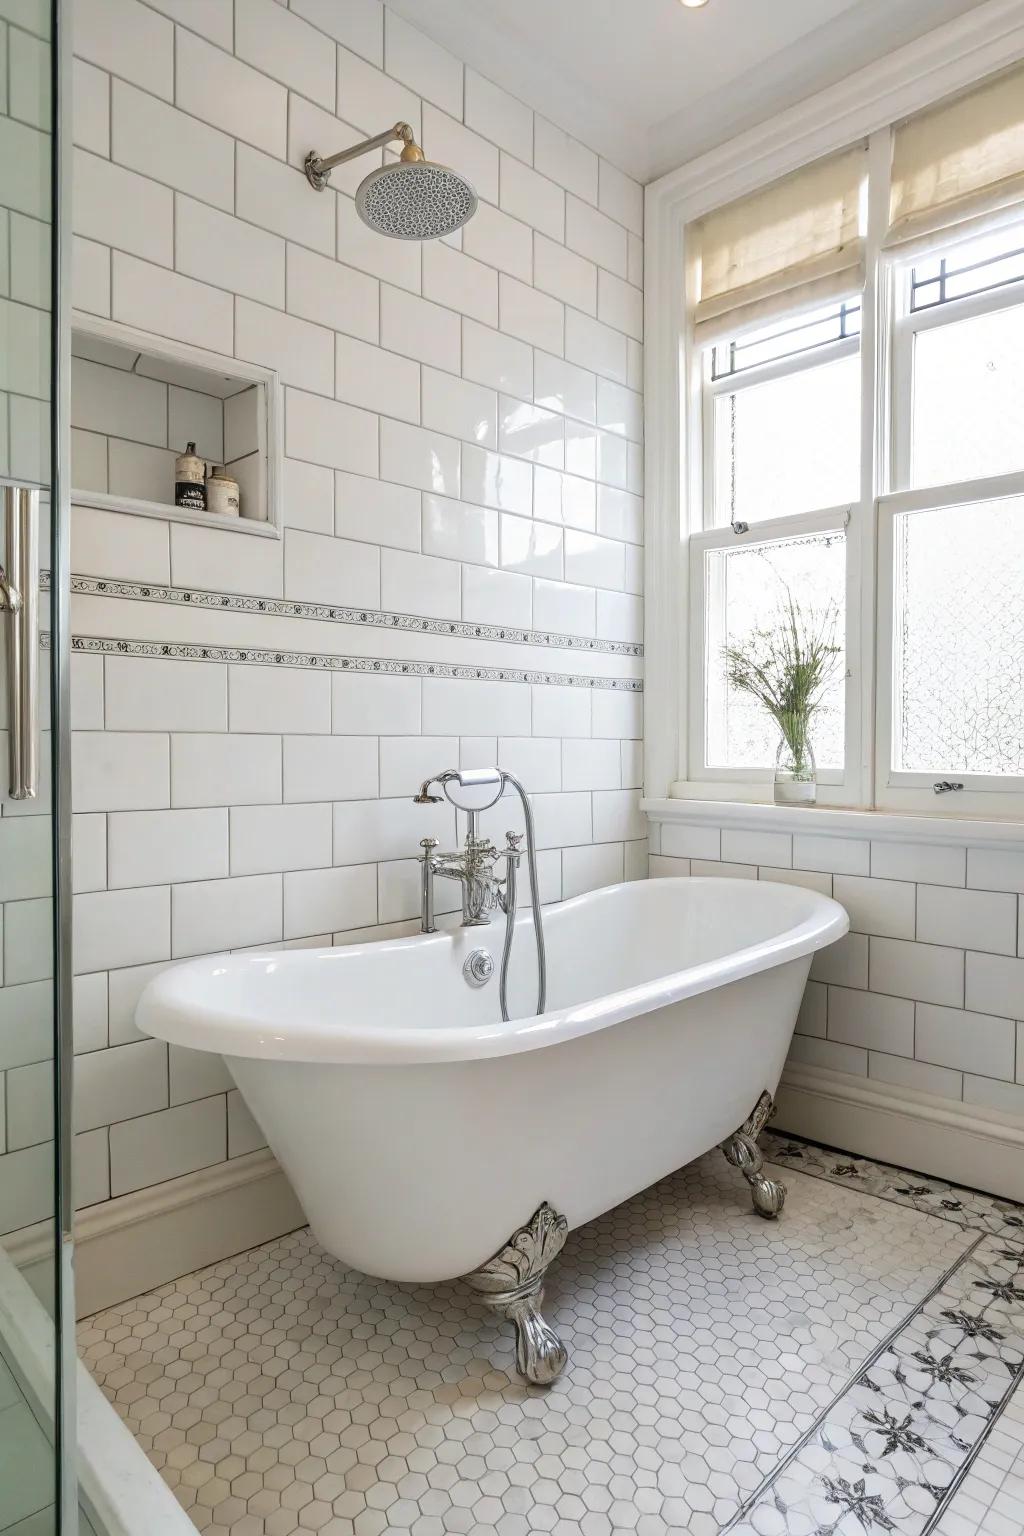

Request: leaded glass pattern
left=894, top=497, right=1024, bottom=775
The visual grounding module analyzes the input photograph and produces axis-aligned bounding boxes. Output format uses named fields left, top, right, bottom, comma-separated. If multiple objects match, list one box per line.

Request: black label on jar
left=176, top=482, right=206, bottom=511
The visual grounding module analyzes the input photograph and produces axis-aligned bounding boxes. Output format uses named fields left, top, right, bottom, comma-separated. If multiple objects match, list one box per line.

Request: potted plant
left=724, top=591, right=843, bottom=805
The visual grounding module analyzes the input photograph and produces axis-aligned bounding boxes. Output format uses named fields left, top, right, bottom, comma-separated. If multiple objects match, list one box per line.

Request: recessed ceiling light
left=679, top=0, right=710, bottom=7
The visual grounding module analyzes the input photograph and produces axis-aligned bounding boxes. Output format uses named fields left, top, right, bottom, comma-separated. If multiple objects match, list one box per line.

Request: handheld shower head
left=305, top=122, right=477, bottom=241
left=413, top=767, right=505, bottom=813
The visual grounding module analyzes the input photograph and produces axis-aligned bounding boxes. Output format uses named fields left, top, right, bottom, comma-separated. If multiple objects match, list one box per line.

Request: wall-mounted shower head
left=305, top=122, right=478, bottom=241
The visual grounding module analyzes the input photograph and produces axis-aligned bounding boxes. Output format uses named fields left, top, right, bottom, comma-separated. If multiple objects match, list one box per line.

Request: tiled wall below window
left=649, top=820, right=1024, bottom=1117
left=0, top=0, right=647, bottom=1239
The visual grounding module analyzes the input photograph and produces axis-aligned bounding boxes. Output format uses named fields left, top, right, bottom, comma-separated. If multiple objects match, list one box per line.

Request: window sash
left=687, top=508, right=857, bottom=791
left=874, top=471, right=1024, bottom=812
left=891, top=261, right=1024, bottom=492
left=701, top=335, right=861, bottom=532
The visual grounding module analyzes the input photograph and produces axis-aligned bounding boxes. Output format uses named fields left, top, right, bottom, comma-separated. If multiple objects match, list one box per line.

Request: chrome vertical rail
left=2, top=484, right=40, bottom=799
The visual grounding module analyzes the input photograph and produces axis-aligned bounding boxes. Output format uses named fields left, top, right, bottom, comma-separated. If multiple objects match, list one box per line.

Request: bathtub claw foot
left=721, top=1091, right=786, bottom=1220
left=464, top=1202, right=569, bottom=1385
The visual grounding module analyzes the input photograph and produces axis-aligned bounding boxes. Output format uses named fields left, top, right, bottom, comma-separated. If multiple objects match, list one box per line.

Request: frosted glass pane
left=705, top=532, right=846, bottom=770
left=713, top=354, right=859, bottom=527
left=911, top=305, right=1024, bottom=486
left=894, top=497, right=1024, bottom=775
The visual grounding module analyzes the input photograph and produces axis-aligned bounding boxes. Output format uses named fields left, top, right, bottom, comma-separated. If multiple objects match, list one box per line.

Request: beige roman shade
left=693, top=145, right=866, bottom=346
left=888, top=63, right=1024, bottom=251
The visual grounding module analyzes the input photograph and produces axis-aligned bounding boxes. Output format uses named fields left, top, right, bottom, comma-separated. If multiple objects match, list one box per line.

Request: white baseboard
left=8, top=1149, right=306, bottom=1318
left=776, top=1064, right=1024, bottom=1204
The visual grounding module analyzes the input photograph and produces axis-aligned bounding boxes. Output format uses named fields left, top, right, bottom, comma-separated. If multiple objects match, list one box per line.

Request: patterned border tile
left=763, top=1133, right=1024, bottom=1242
left=61, top=632, right=643, bottom=691
left=50, top=571, right=644, bottom=658
left=715, top=1135, right=1024, bottom=1535
left=724, top=1230, right=1024, bottom=1536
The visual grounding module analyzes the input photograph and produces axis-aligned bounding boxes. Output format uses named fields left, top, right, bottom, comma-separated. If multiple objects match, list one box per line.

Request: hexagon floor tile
left=79, top=1146, right=1003, bottom=1536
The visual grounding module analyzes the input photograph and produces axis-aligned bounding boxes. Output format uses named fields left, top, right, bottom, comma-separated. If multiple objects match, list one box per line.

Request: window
left=680, top=62, right=1024, bottom=813
left=881, top=216, right=1024, bottom=807
left=693, top=296, right=860, bottom=785
left=702, top=527, right=846, bottom=772
left=706, top=303, right=861, bottom=528
left=900, top=227, right=1024, bottom=488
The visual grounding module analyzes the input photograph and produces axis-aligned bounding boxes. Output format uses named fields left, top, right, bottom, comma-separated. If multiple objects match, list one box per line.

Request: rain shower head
left=305, top=122, right=478, bottom=241
left=356, top=158, right=477, bottom=241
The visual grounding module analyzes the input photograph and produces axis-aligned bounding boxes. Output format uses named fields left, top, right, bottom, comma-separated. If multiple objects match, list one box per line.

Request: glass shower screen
left=0, top=0, right=76, bottom=1530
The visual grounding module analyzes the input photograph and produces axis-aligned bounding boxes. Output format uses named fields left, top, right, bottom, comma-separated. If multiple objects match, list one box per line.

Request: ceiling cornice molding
left=646, top=0, right=1024, bottom=220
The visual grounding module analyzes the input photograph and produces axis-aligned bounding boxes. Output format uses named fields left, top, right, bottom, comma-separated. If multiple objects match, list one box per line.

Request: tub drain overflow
left=463, top=950, right=494, bottom=987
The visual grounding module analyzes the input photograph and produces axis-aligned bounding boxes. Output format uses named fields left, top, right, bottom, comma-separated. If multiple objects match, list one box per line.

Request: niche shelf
left=69, top=312, right=282, bottom=539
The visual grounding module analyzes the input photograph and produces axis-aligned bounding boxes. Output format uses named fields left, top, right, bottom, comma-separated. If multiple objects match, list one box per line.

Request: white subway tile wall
left=0, top=0, right=647, bottom=1236
left=649, top=821, right=1024, bottom=1107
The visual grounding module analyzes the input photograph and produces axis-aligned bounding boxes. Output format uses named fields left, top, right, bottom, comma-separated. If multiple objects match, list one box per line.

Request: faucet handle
left=505, top=831, right=524, bottom=850
left=419, top=836, right=440, bottom=856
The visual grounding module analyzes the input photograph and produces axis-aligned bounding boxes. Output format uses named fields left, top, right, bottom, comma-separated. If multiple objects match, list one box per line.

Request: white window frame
left=688, top=507, right=857, bottom=796
left=643, top=5, right=1024, bottom=821
left=690, top=311, right=863, bottom=802
left=876, top=234, right=1024, bottom=814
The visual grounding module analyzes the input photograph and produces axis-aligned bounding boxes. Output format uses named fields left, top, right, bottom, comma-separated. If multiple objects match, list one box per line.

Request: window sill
left=641, top=796, right=1024, bottom=849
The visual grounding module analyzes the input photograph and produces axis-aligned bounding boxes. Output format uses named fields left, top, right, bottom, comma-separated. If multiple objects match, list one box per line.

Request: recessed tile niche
left=70, top=317, right=280, bottom=537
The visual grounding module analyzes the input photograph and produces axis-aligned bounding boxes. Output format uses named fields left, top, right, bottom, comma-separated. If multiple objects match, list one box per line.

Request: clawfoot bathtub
left=138, top=877, right=847, bottom=1384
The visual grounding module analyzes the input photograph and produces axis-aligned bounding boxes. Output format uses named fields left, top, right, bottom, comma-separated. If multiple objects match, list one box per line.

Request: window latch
left=933, top=780, right=964, bottom=794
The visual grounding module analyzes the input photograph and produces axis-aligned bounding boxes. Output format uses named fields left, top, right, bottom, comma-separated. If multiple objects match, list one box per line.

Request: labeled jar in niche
left=174, top=442, right=206, bottom=511
left=206, top=465, right=240, bottom=517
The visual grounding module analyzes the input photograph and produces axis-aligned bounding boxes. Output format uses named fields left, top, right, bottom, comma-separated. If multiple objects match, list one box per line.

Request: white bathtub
left=139, top=878, right=847, bottom=1284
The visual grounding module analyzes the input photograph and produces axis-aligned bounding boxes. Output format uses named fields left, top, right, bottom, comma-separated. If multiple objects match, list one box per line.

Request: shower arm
left=305, top=122, right=422, bottom=190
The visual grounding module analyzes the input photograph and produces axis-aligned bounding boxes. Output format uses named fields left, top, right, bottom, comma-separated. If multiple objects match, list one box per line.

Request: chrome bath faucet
left=412, top=767, right=547, bottom=1020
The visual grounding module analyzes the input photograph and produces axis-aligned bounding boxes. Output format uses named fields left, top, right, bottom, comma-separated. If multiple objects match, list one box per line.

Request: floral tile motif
left=60, top=632, right=642, bottom=692
left=727, top=1233, right=1024, bottom=1536
left=43, top=569, right=644, bottom=657
left=762, top=1133, right=1024, bottom=1242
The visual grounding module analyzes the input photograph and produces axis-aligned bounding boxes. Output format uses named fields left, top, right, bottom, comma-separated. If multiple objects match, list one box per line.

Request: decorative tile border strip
left=725, top=1228, right=1024, bottom=1536
left=763, top=1132, right=1024, bottom=1242
left=716, top=1134, right=1024, bottom=1535
left=49, top=571, right=644, bottom=658
left=63, top=633, right=643, bottom=691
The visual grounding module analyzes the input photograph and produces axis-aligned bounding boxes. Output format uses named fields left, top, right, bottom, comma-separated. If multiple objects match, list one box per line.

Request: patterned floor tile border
left=51, top=633, right=643, bottom=691
left=49, top=570, right=644, bottom=659
left=762, top=1133, right=1024, bottom=1242
left=719, top=1135, right=1024, bottom=1534
left=725, top=1230, right=1024, bottom=1535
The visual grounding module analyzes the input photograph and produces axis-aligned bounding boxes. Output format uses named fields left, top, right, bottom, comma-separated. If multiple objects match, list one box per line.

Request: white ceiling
left=388, top=0, right=992, bottom=181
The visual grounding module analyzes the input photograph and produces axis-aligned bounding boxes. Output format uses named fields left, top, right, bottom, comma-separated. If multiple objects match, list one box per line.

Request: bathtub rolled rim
left=136, top=878, right=850, bottom=1065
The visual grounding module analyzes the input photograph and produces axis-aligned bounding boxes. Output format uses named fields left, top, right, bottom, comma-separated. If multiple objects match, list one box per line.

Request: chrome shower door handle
left=2, top=484, right=40, bottom=799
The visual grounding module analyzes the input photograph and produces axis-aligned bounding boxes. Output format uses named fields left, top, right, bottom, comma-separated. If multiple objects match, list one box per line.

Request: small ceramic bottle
left=174, top=442, right=206, bottom=511
left=206, top=465, right=241, bottom=517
